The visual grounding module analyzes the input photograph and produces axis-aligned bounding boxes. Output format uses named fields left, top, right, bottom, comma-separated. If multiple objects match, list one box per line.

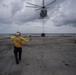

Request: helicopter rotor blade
left=35, top=8, right=42, bottom=11
left=26, top=2, right=42, bottom=8
left=45, top=0, right=56, bottom=7
left=26, top=6, right=40, bottom=8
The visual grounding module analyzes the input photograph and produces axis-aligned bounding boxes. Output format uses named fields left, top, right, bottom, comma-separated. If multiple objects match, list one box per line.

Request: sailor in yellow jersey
left=10, top=32, right=31, bottom=64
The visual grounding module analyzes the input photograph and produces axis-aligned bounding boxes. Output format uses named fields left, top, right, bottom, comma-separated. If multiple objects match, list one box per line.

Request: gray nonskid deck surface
left=0, top=36, right=76, bottom=75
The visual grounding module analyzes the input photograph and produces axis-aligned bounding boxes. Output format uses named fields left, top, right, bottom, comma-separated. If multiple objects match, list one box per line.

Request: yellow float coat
left=10, top=36, right=30, bottom=47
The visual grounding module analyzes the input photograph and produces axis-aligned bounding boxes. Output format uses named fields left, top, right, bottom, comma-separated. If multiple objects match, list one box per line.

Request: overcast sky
left=0, top=0, right=76, bottom=33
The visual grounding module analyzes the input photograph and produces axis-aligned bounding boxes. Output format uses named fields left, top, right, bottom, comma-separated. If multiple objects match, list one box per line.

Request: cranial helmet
left=16, top=32, right=21, bottom=37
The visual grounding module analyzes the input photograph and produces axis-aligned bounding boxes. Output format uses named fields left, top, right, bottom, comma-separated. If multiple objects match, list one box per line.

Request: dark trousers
left=14, top=46, right=22, bottom=64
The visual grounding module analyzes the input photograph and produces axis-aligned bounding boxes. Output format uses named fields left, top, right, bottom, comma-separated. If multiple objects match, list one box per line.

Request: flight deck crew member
left=10, top=32, right=31, bottom=64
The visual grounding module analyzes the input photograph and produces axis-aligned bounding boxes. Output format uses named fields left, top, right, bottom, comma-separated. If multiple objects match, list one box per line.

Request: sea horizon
left=0, top=33, right=76, bottom=37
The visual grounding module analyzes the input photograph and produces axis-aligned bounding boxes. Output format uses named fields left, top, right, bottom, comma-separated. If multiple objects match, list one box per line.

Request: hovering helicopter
left=26, top=0, right=56, bottom=19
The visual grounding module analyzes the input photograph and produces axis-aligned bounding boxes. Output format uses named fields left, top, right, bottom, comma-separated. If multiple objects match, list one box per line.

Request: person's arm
left=21, top=36, right=31, bottom=42
left=10, top=35, right=15, bottom=40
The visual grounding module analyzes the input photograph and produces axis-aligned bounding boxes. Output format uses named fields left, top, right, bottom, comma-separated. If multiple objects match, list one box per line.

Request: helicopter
left=26, top=0, right=56, bottom=19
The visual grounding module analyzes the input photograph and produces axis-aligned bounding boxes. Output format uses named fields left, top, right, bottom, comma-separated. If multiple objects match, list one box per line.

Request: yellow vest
left=10, top=36, right=30, bottom=47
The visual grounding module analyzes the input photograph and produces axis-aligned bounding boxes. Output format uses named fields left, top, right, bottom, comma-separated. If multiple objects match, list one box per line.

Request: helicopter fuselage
left=26, top=0, right=56, bottom=19
left=40, top=7, right=47, bottom=18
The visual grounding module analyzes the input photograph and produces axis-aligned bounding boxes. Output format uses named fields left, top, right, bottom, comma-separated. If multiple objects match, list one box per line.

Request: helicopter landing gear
left=39, top=15, right=48, bottom=19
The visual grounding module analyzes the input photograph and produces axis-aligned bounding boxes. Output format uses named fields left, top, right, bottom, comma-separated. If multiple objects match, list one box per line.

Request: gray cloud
left=0, top=0, right=4, bottom=4
left=11, top=0, right=24, bottom=15
left=0, top=0, right=76, bottom=33
left=52, top=0, right=76, bottom=27
left=0, top=0, right=66, bottom=25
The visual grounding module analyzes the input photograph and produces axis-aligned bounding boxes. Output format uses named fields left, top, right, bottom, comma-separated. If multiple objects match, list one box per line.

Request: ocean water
left=0, top=33, right=76, bottom=38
